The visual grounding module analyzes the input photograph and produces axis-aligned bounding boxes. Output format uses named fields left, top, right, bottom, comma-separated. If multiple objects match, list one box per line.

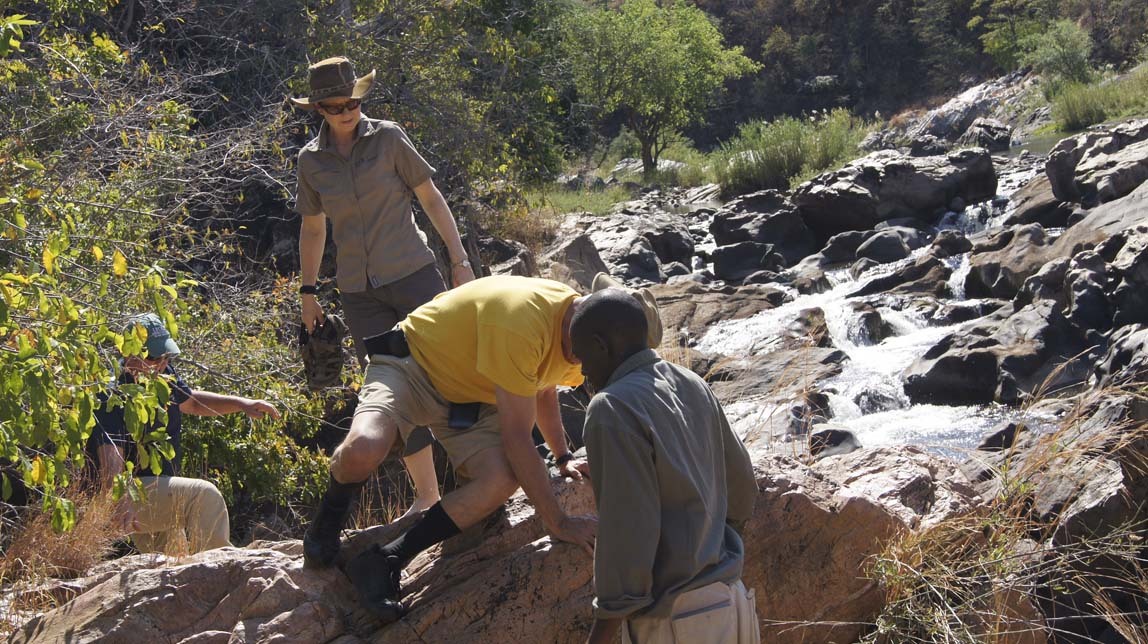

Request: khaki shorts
left=623, top=580, right=760, bottom=644
left=356, top=353, right=501, bottom=476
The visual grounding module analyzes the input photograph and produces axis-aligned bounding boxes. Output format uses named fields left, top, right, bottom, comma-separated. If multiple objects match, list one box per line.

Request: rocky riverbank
left=8, top=81, right=1148, bottom=641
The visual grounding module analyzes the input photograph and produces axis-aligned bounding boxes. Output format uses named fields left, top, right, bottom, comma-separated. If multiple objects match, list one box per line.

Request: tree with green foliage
left=1023, top=19, right=1095, bottom=90
left=561, top=0, right=758, bottom=175
left=968, top=0, right=1052, bottom=69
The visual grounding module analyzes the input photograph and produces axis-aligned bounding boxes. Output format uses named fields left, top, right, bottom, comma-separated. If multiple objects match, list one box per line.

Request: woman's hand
left=451, top=262, right=476, bottom=287
left=301, top=294, right=325, bottom=333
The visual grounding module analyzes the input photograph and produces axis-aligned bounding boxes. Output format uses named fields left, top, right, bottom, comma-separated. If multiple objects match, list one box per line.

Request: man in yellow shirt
left=305, top=275, right=660, bottom=623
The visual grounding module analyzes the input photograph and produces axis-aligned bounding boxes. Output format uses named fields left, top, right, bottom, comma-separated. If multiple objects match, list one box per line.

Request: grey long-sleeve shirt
left=585, top=349, right=757, bottom=620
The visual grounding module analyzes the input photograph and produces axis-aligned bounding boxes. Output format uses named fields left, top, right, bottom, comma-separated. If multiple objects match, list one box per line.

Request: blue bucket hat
left=125, top=313, right=181, bottom=359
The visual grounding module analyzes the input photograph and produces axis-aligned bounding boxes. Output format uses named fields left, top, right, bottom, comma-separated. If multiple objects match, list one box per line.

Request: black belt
left=363, top=327, right=410, bottom=358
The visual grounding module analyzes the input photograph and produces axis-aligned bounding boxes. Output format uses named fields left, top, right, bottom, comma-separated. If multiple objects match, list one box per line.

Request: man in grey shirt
left=571, top=288, right=759, bottom=644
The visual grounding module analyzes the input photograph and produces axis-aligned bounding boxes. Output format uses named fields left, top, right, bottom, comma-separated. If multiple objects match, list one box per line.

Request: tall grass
left=712, top=108, right=871, bottom=197
left=1052, top=66, right=1148, bottom=131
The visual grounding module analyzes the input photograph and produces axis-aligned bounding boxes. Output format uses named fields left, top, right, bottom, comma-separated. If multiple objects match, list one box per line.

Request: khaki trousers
left=131, top=476, right=231, bottom=555
left=622, top=580, right=760, bottom=644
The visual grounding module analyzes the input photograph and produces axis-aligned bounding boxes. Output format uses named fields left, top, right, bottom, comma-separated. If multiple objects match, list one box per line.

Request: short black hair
left=571, top=288, right=648, bottom=350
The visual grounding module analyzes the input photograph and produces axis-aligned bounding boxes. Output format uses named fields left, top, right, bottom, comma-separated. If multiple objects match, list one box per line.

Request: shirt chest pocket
left=357, top=150, right=408, bottom=202
left=309, top=168, right=352, bottom=213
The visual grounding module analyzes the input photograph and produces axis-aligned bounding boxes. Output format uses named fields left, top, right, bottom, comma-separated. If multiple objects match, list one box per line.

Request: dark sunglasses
left=317, top=99, right=361, bottom=115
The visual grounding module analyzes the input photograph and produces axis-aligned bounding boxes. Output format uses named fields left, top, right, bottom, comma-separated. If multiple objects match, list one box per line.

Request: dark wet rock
left=854, top=389, right=903, bottom=414
left=850, top=255, right=953, bottom=298
left=808, top=427, right=863, bottom=458
left=929, top=300, right=1006, bottom=326
left=849, top=257, right=880, bottom=279
left=649, top=281, right=789, bottom=342
left=820, top=230, right=871, bottom=264
left=930, top=229, right=973, bottom=258
left=713, top=242, right=787, bottom=282
left=965, top=224, right=1054, bottom=299
left=855, top=230, right=912, bottom=264
left=788, top=391, right=833, bottom=435
left=742, top=270, right=783, bottom=285
left=661, top=261, right=691, bottom=278
left=958, top=117, right=1012, bottom=152
left=792, top=148, right=997, bottom=241
left=790, top=264, right=833, bottom=294
left=909, top=135, right=950, bottom=156
left=1046, top=118, right=1148, bottom=206
left=1004, top=174, right=1072, bottom=228
left=976, top=421, right=1027, bottom=452
left=480, top=236, right=538, bottom=277
left=784, top=307, right=832, bottom=349
left=1095, top=324, right=1148, bottom=388
left=642, top=227, right=695, bottom=267
left=853, top=302, right=895, bottom=344
left=904, top=299, right=1088, bottom=405
left=709, top=199, right=818, bottom=266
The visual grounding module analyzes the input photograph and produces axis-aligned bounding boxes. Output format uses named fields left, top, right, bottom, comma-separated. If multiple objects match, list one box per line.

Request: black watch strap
left=554, top=452, right=574, bottom=467
left=299, top=284, right=318, bottom=295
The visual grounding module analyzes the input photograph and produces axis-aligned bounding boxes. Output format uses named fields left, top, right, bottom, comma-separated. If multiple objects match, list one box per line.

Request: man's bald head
left=570, top=288, right=649, bottom=389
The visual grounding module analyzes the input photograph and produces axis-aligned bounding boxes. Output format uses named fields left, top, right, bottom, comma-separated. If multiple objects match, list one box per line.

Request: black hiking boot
left=302, top=476, right=362, bottom=569
left=346, top=544, right=406, bottom=624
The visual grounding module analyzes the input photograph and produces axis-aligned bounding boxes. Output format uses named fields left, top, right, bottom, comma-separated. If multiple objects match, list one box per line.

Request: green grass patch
left=525, top=184, right=637, bottom=217
left=1052, top=66, right=1148, bottom=131
left=711, top=108, right=871, bottom=197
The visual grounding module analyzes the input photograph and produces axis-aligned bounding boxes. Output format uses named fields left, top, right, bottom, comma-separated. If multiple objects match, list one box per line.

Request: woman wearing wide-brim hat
left=290, top=57, right=472, bottom=563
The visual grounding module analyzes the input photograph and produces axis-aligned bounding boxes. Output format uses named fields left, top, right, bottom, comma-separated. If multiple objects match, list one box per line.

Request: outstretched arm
left=179, top=390, right=281, bottom=420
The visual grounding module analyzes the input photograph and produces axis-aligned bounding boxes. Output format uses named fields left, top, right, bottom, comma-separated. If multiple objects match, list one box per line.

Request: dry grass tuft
left=0, top=490, right=122, bottom=638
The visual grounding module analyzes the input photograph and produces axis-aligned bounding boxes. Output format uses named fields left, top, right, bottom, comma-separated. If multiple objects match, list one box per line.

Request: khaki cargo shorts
left=356, top=353, right=501, bottom=476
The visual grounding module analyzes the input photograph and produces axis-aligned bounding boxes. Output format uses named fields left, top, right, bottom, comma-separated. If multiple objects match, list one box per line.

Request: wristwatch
left=452, top=259, right=472, bottom=269
left=299, top=284, right=318, bottom=295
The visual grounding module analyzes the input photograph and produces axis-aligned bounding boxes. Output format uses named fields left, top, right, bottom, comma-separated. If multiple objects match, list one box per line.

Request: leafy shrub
left=712, top=108, right=870, bottom=197
left=1023, top=19, right=1094, bottom=93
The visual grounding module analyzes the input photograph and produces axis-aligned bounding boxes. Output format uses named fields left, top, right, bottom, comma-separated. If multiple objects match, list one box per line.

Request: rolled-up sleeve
left=717, top=397, right=756, bottom=525
left=295, top=152, right=323, bottom=217
left=585, top=395, right=660, bottom=620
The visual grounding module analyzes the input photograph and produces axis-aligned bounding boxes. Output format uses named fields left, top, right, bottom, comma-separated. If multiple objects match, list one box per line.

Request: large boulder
left=1045, top=118, right=1148, bottom=206
left=903, top=299, right=1087, bottom=405
left=13, top=448, right=981, bottom=644
left=743, top=449, right=981, bottom=644
left=712, top=242, right=787, bottom=282
left=958, top=117, right=1012, bottom=152
left=709, top=190, right=818, bottom=266
left=792, top=148, right=997, bottom=241
left=1108, top=226, right=1148, bottom=326
left=965, top=224, right=1055, bottom=299
left=541, top=233, right=610, bottom=290
left=649, top=280, right=789, bottom=343
left=1004, top=174, right=1072, bottom=228
left=855, top=229, right=912, bottom=264
left=849, top=254, right=953, bottom=298
left=909, top=73, right=1026, bottom=141
left=1095, top=324, right=1148, bottom=388
left=480, top=236, right=538, bottom=277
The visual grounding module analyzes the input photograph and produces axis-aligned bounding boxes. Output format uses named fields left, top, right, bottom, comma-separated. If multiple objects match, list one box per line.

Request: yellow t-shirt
left=400, top=276, right=584, bottom=404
